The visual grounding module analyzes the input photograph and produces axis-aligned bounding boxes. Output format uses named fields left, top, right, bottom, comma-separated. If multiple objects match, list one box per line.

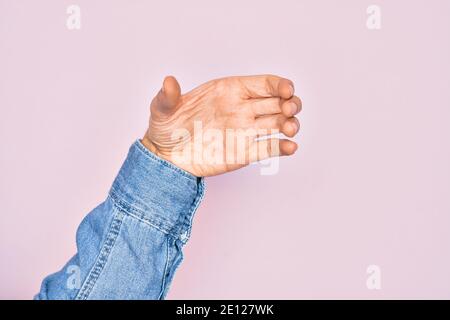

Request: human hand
left=141, top=75, right=302, bottom=177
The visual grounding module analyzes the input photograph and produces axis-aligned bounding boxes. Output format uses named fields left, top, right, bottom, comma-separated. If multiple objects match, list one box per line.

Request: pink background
left=1, top=0, right=450, bottom=299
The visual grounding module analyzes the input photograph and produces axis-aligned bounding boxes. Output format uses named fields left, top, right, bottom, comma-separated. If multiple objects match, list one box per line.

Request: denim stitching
left=125, top=211, right=169, bottom=236
left=109, top=188, right=174, bottom=235
left=157, top=237, right=171, bottom=300
left=180, top=178, right=206, bottom=243
left=160, top=239, right=184, bottom=299
left=75, top=209, right=125, bottom=300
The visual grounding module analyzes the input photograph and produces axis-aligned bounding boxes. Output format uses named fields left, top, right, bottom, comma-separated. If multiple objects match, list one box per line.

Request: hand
left=141, top=75, right=302, bottom=177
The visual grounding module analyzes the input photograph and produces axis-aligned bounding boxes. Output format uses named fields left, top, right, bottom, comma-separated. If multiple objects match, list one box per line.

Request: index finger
left=239, top=74, right=295, bottom=100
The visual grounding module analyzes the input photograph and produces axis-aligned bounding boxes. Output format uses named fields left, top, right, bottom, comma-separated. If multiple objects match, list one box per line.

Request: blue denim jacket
left=35, top=140, right=205, bottom=299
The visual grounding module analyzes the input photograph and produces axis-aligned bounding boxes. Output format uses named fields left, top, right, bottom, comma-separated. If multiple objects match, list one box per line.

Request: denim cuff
left=109, top=139, right=205, bottom=243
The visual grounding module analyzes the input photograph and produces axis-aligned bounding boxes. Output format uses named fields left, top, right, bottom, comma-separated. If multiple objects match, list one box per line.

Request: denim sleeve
left=35, top=140, right=205, bottom=300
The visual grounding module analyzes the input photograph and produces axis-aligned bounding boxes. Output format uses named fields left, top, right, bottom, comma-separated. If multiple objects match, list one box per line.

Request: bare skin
left=141, top=74, right=302, bottom=177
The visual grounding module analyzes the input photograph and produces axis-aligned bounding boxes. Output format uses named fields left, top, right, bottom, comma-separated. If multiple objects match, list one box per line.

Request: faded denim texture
left=35, top=140, right=205, bottom=300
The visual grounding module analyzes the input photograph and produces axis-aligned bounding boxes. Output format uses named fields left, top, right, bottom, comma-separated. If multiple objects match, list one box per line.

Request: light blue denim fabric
left=35, top=140, right=205, bottom=300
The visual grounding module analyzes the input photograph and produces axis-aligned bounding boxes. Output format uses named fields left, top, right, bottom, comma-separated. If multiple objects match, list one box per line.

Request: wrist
left=111, top=140, right=205, bottom=244
left=141, top=134, right=199, bottom=178
left=140, top=135, right=159, bottom=156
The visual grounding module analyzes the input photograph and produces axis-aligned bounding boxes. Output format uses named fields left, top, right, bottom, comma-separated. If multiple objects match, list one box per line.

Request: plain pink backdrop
left=1, top=0, right=450, bottom=299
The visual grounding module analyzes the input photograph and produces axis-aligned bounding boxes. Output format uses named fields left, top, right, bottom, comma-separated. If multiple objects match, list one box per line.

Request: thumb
left=151, top=75, right=181, bottom=115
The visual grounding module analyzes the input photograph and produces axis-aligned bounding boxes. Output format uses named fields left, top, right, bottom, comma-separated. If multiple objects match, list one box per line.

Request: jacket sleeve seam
left=109, top=190, right=180, bottom=237
left=157, top=237, right=171, bottom=300
left=74, top=208, right=125, bottom=300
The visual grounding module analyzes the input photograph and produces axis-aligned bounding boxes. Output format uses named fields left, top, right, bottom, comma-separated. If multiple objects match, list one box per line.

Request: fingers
left=248, top=138, right=298, bottom=163
left=255, top=114, right=286, bottom=131
left=282, top=117, right=300, bottom=137
left=280, top=95, right=302, bottom=117
left=240, top=74, right=294, bottom=99
left=251, top=97, right=281, bottom=116
left=151, top=75, right=181, bottom=115
left=251, top=95, right=302, bottom=117
left=255, top=114, right=300, bottom=138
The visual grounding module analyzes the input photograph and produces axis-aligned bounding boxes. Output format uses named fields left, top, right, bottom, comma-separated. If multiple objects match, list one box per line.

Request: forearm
left=35, top=140, right=205, bottom=300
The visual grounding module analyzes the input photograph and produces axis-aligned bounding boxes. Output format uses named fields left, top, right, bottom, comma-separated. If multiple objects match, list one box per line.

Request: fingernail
left=290, top=102, right=298, bottom=115
left=289, top=84, right=294, bottom=97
